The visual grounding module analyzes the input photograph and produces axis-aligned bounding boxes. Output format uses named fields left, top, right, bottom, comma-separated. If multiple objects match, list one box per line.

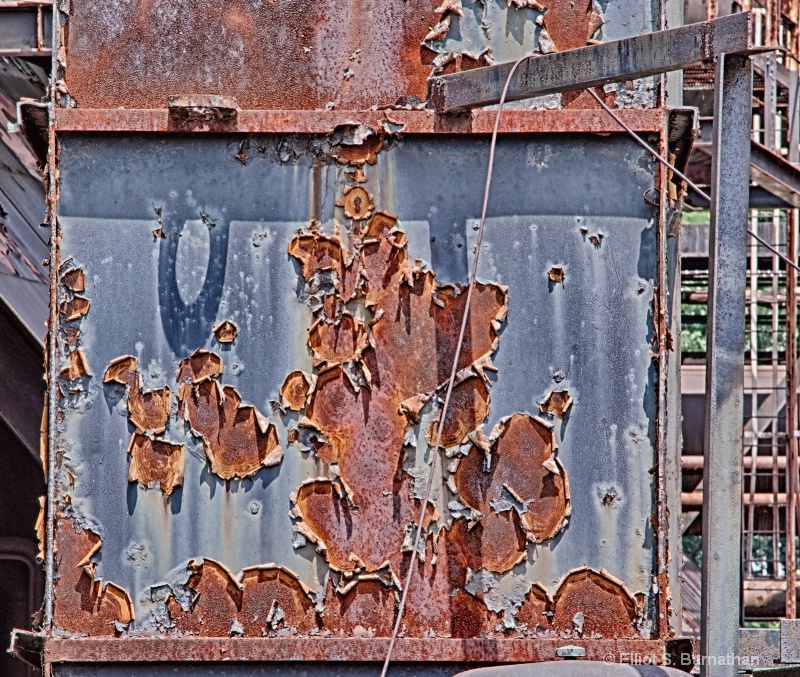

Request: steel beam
left=429, top=13, right=755, bottom=112
left=702, top=54, right=752, bottom=677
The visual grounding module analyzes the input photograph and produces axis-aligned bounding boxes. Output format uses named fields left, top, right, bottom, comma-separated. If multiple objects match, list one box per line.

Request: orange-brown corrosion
left=60, top=296, right=91, bottom=321
left=286, top=205, right=509, bottom=581
left=550, top=568, right=639, bottom=638
left=332, top=133, right=383, bottom=166
left=213, top=320, right=238, bottom=343
left=548, top=266, right=565, bottom=284
left=540, top=389, right=573, bottom=418
left=53, top=516, right=134, bottom=635
left=515, top=583, right=551, bottom=633
left=168, top=559, right=242, bottom=637
left=339, top=186, right=373, bottom=220
left=283, top=189, right=576, bottom=637
left=280, top=370, right=311, bottom=411
left=399, top=523, right=500, bottom=637
left=454, top=414, right=570, bottom=569
left=127, top=433, right=185, bottom=495
left=61, top=267, right=86, bottom=292
left=427, top=376, right=490, bottom=449
left=61, top=348, right=90, bottom=381
left=320, top=578, right=396, bottom=637
left=177, top=354, right=283, bottom=480
left=287, top=231, right=361, bottom=302
left=103, top=356, right=171, bottom=434
left=308, top=315, right=367, bottom=367
left=239, top=566, right=319, bottom=636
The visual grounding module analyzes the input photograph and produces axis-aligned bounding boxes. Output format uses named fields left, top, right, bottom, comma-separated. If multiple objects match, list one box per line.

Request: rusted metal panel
left=58, top=0, right=658, bottom=112
left=36, top=0, right=690, bottom=670
left=46, top=129, right=672, bottom=662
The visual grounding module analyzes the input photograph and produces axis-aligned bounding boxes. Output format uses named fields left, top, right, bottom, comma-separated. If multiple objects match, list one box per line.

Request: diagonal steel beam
left=429, top=12, right=758, bottom=113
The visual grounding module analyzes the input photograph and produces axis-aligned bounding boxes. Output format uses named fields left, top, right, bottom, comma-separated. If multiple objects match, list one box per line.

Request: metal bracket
left=555, top=645, right=586, bottom=659
left=167, top=95, right=239, bottom=123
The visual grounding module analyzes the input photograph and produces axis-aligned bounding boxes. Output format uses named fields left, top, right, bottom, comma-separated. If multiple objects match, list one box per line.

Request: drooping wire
left=586, top=88, right=800, bottom=274
left=379, top=54, right=534, bottom=677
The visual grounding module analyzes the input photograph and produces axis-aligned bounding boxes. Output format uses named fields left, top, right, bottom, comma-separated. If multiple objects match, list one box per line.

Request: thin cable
left=587, top=88, right=800, bottom=275
left=379, top=54, right=532, bottom=677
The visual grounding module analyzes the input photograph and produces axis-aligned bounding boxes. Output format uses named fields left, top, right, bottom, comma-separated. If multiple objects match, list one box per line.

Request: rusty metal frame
left=52, top=108, right=669, bottom=135
left=31, top=0, right=713, bottom=672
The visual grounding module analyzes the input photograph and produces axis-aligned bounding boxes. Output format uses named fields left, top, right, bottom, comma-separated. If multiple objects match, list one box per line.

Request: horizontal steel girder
left=429, top=12, right=758, bottom=112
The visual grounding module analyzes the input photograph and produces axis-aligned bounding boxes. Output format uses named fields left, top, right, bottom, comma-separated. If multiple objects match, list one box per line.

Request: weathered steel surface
left=59, top=0, right=658, bottom=112
left=48, top=130, right=666, bottom=654
left=700, top=54, right=751, bottom=677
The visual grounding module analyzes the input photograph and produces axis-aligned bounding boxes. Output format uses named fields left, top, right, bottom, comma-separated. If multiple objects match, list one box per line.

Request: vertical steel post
left=789, top=71, right=800, bottom=165
left=787, top=209, right=798, bottom=619
left=764, top=53, right=777, bottom=150
left=702, top=53, right=752, bottom=676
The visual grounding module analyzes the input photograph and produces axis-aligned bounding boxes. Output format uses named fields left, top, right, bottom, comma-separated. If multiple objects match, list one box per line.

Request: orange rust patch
left=401, top=525, right=498, bottom=637
left=280, top=370, right=311, bottom=411
left=289, top=209, right=507, bottom=581
left=455, top=414, right=569, bottom=552
left=61, top=267, right=86, bottom=292
left=177, top=349, right=223, bottom=385
left=365, top=211, right=398, bottom=239
left=61, top=348, right=90, bottom=380
left=239, top=566, right=319, bottom=636
left=308, top=315, right=367, bottom=367
left=542, top=0, right=594, bottom=51
left=551, top=568, right=639, bottom=638
left=53, top=516, right=134, bottom=634
left=340, top=186, right=373, bottom=221
left=104, top=356, right=171, bottom=434
left=127, top=433, right=185, bottom=495
left=168, top=559, right=242, bottom=637
left=63, top=326, right=81, bottom=348
left=213, top=320, right=238, bottom=343
left=321, top=578, right=396, bottom=637
left=346, top=166, right=368, bottom=184
left=427, top=376, right=490, bottom=449
left=103, top=355, right=137, bottom=389
left=432, top=283, right=506, bottom=383
left=516, top=583, right=552, bottom=634
left=539, top=390, right=573, bottom=418
left=61, top=295, right=91, bottom=321
left=288, top=231, right=361, bottom=302
left=179, top=380, right=282, bottom=480
left=127, top=387, right=171, bottom=434
left=332, top=134, right=383, bottom=166
left=548, top=266, right=565, bottom=283
left=177, top=352, right=282, bottom=480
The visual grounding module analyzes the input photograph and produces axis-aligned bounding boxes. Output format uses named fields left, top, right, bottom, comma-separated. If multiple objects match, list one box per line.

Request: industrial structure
left=680, top=0, right=800, bottom=626
left=4, top=0, right=800, bottom=674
